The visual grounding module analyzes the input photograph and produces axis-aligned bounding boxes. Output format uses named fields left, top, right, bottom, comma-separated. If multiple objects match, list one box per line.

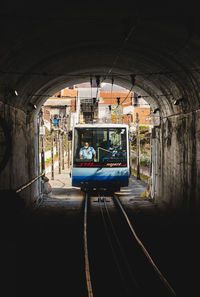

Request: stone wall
left=0, top=103, right=41, bottom=206
left=152, top=110, right=200, bottom=213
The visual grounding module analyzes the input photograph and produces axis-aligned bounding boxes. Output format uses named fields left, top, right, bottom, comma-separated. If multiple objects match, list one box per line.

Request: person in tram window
left=79, top=141, right=96, bottom=160
left=109, top=143, right=118, bottom=157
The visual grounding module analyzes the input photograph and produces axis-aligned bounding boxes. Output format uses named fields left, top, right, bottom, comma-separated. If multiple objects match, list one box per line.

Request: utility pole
left=116, top=97, right=121, bottom=124
left=119, top=106, right=122, bottom=124
left=67, top=110, right=71, bottom=168
left=61, top=131, right=65, bottom=170
left=127, top=115, right=132, bottom=175
left=58, top=118, right=61, bottom=174
left=40, top=109, right=45, bottom=173
left=50, top=117, right=54, bottom=180
left=55, top=119, right=58, bottom=155
left=149, top=126, right=152, bottom=176
left=66, top=125, right=69, bottom=168
left=136, top=112, right=140, bottom=180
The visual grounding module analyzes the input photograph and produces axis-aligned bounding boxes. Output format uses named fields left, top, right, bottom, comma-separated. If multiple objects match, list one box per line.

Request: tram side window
left=74, top=129, right=80, bottom=160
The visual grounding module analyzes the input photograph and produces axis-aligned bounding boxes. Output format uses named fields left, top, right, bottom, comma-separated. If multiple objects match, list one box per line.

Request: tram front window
left=74, top=128, right=127, bottom=167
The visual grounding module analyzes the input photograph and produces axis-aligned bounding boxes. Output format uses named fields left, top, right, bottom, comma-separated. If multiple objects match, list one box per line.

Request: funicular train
left=71, top=123, right=130, bottom=192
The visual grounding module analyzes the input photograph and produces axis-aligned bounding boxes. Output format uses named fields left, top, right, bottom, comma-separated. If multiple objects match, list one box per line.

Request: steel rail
left=83, top=193, right=93, bottom=297
left=98, top=194, right=131, bottom=296
left=113, top=195, right=177, bottom=297
left=16, top=172, right=45, bottom=193
left=103, top=195, right=140, bottom=291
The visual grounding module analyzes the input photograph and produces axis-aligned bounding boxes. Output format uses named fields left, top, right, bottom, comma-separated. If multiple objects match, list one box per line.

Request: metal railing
left=16, top=172, right=45, bottom=193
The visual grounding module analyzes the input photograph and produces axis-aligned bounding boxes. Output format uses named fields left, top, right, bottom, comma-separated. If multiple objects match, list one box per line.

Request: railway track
left=83, top=191, right=177, bottom=297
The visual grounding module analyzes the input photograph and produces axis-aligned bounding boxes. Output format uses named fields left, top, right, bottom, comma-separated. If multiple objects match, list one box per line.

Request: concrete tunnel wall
left=0, top=103, right=40, bottom=206
left=0, top=4, right=200, bottom=212
left=152, top=111, right=200, bottom=211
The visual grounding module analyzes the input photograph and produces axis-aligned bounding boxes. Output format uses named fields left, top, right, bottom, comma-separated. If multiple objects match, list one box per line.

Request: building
left=42, top=89, right=78, bottom=130
left=77, top=87, right=99, bottom=123
left=42, top=83, right=151, bottom=128
left=98, top=90, right=133, bottom=124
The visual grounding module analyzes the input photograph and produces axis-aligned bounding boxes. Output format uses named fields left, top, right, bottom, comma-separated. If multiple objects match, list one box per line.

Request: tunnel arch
left=0, top=8, right=200, bottom=212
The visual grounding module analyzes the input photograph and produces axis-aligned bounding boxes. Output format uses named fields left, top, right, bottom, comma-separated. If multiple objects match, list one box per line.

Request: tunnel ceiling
left=1, top=2, right=200, bottom=117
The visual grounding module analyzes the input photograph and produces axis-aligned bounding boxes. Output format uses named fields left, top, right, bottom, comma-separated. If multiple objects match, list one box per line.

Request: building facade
left=42, top=83, right=151, bottom=128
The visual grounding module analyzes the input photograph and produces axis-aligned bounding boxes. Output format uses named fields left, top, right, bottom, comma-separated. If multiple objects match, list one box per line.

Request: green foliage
left=45, top=126, right=50, bottom=136
left=130, top=125, right=151, bottom=155
left=132, top=157, right=137, bottom=163
left=131, top=169, right=149, bottom=183
left=139, top=125, right=148, bottom=130
left=140, top=159, right=150, bottom=167
left=45, top=157, right=51, bottom=164
left=132, top=157, right=150, bottom=168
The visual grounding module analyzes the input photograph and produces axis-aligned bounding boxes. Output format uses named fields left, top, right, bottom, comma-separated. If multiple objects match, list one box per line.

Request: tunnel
left=0, top=3, right=199, bottom=214
left=1, top=3, right=200, bottom=297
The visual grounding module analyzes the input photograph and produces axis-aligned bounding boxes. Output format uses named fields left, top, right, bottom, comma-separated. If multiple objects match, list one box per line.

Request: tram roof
left=74, top=123, right=129, bottom=129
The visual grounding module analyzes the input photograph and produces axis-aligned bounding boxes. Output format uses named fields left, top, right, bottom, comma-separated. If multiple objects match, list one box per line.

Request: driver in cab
left=79, top=141, right=96, bottom=160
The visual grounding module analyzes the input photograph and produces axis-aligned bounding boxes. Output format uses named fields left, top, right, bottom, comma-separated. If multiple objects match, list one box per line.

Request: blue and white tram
left=71, top=123, right=130, bottom=191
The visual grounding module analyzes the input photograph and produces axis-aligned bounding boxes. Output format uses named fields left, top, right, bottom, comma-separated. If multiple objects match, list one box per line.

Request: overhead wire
left=90, top=76, right=93, bottom=99
left=119, top=85, right=134, bottom=105
left=100, top=5, right=141, bottom=85
left=95, top=75, right=100, bottom=100
left=110, top=76, right=114, bottom=103
left=119, top=74, right=136, bottom=106
left=101, top=21, right=138, bottom=84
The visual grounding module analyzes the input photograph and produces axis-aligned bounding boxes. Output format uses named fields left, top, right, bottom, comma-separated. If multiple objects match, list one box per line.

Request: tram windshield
left=73, top=127, right=127, bottom=167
